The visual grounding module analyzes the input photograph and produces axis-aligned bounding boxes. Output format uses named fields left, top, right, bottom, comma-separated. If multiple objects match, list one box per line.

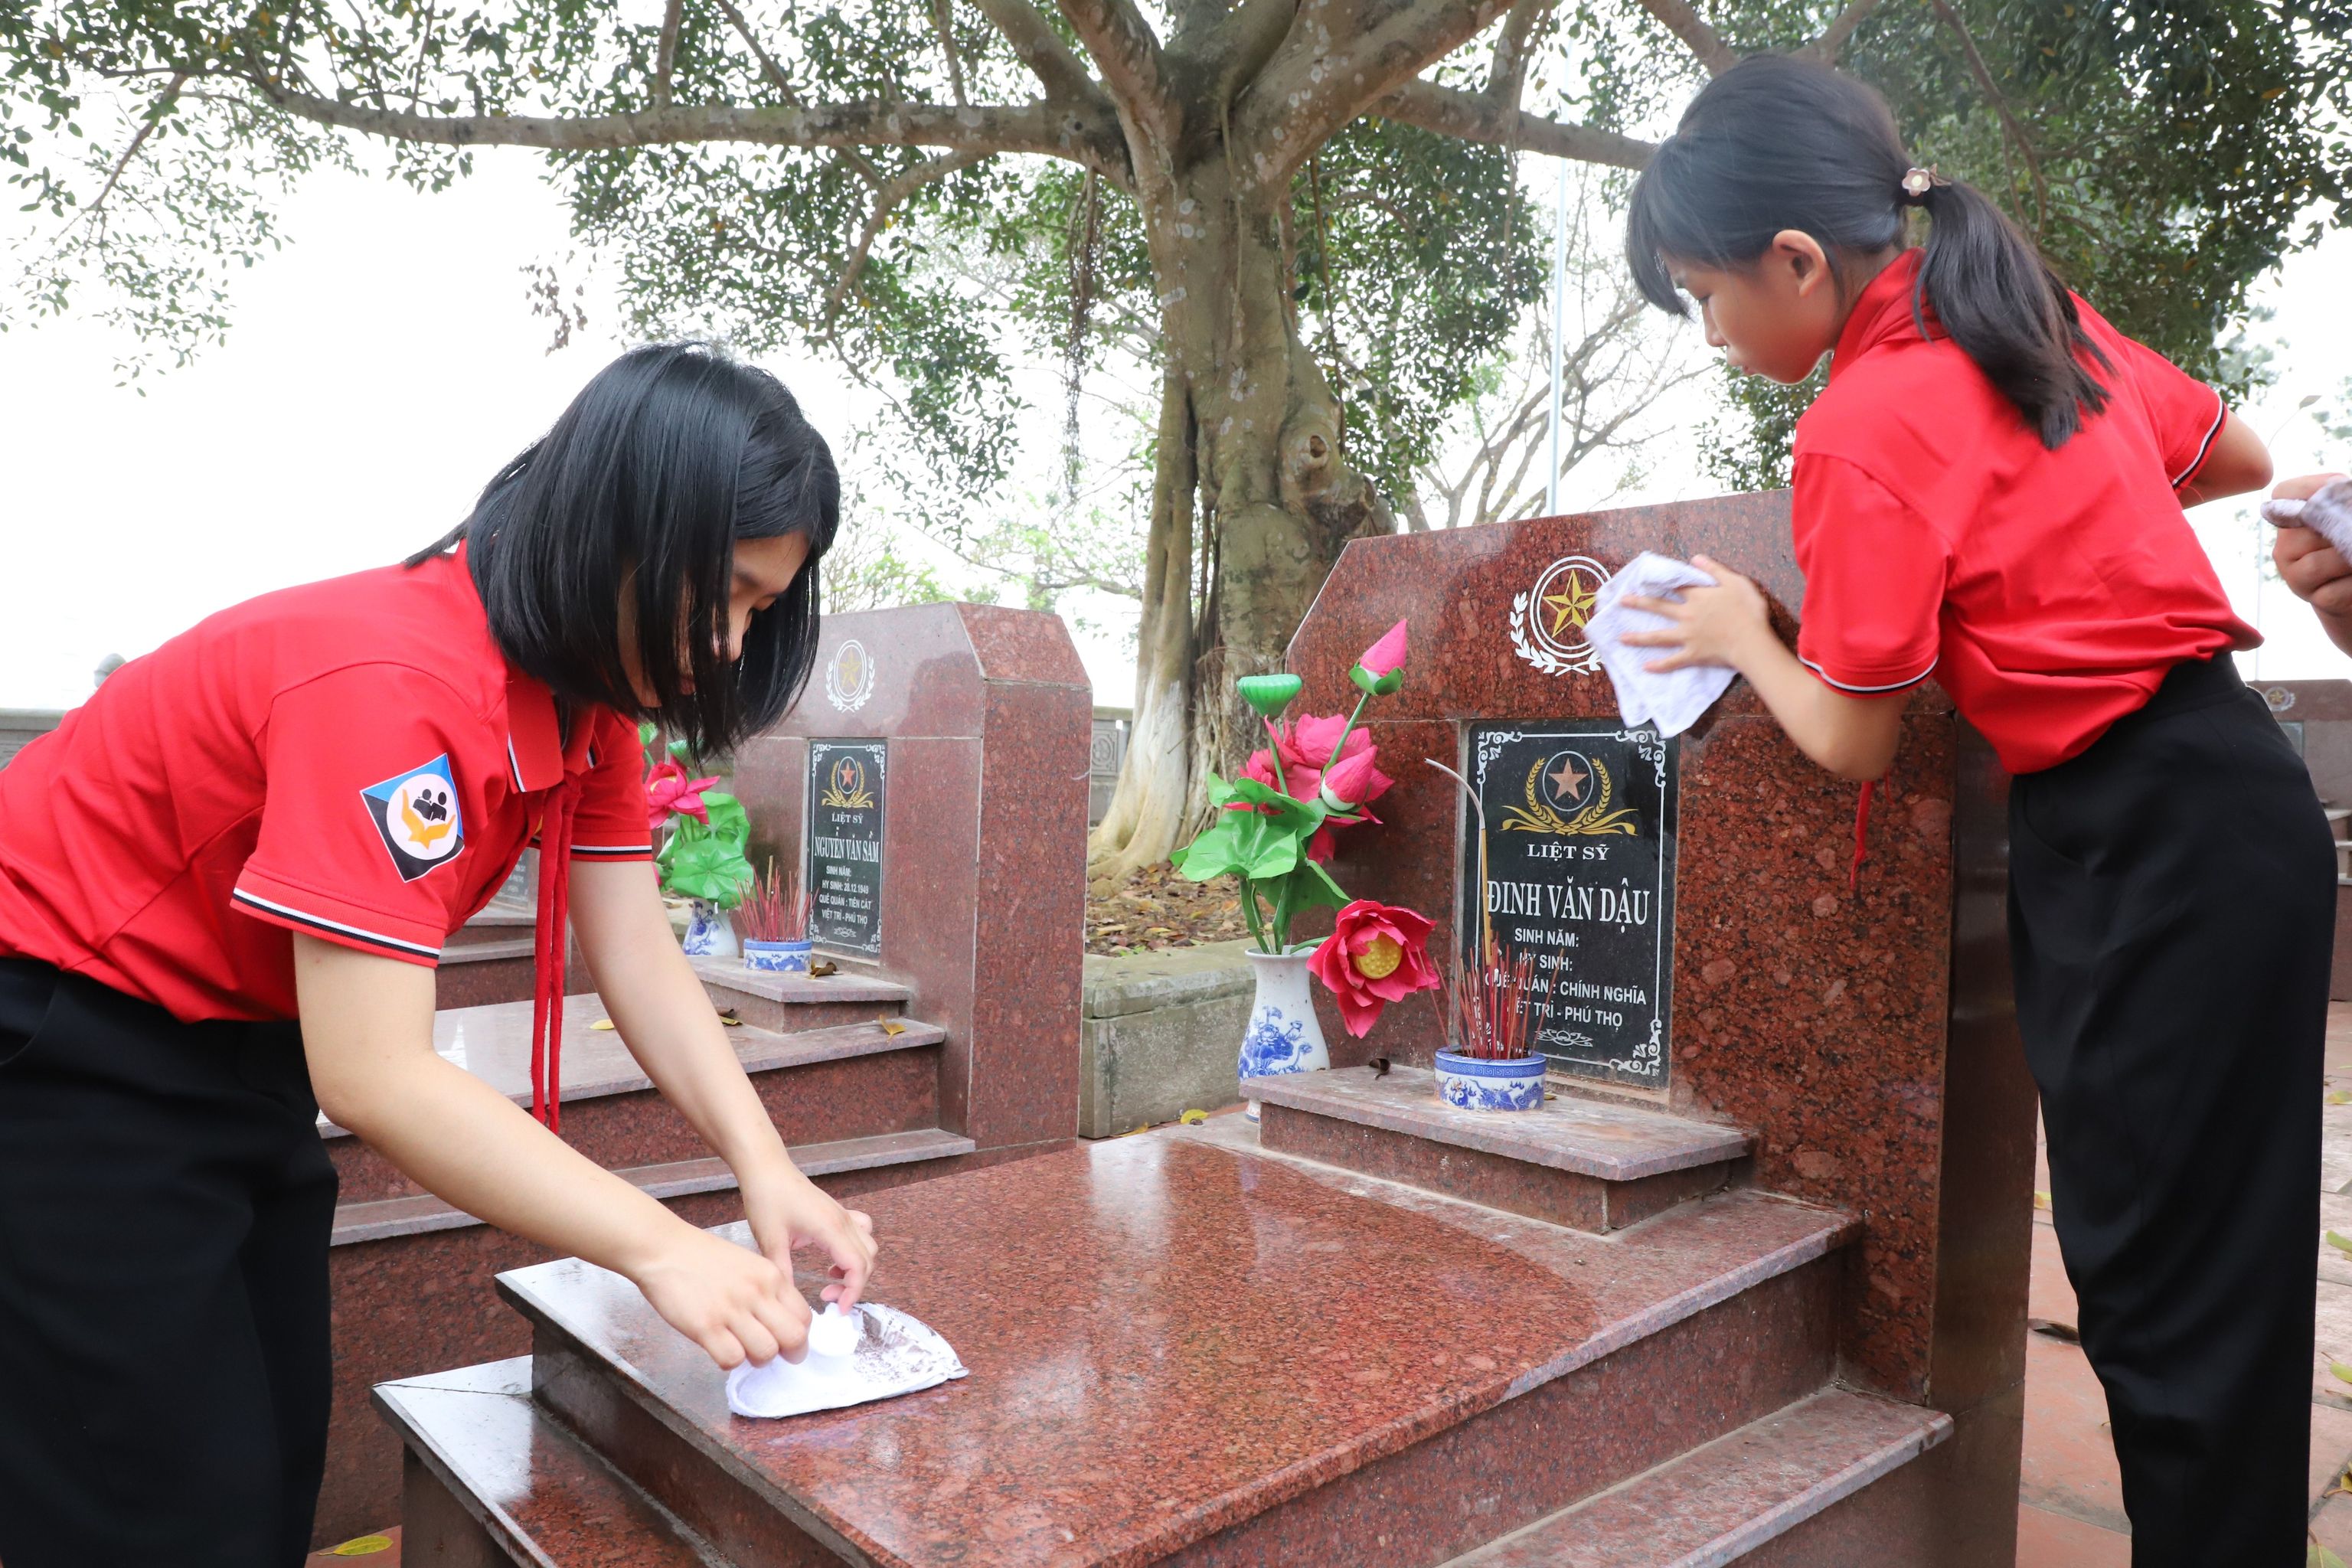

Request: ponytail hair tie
left=1898, top=165, right=1949, bottom=206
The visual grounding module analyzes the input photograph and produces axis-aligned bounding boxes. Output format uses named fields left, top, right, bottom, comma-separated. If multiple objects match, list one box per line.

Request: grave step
left=334, top=1128, right=977, bottom=1246
left=1437, top=1387, right=1949, bottom=1567
left=691, top=956, right=913, bottom=1034
left=430, top=1124, right=1853, bottom=1568
left=1249, top=1065, right=1753, bottom=1233
left=329, top=996, right=949, bottom=1203
left=373, top=1358, right=727, bottom=1567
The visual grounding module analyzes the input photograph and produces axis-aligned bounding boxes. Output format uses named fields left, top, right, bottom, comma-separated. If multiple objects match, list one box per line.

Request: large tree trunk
left=1086, top=152, right=1393, bottom=885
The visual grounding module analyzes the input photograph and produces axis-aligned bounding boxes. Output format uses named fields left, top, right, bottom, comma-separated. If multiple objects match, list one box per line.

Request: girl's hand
left=1617, top=555, right=1775, bottom=673
left=629, top=1222, right=812, bottom=1369
left=743, top=1170, right=879, bottom=1310
left=2274, top=521, right=2352, bottom=617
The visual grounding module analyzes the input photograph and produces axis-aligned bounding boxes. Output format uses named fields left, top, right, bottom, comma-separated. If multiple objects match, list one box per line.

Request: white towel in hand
left=2263, top=478, right=2352, bottom=559
left=1584, top=552, right=1738, bottom=739
left=725, top=1302, right=967, bottom=1419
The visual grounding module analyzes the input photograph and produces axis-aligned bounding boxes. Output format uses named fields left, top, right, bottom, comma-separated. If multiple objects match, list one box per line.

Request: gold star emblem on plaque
left=1544, top=579, right=1596, bottom=637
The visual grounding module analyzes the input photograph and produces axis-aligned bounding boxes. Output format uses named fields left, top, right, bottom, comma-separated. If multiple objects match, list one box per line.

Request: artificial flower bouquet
left=1171, top=621, right=1442, bottom=1038
left=640, top=723, right=755, bottom=909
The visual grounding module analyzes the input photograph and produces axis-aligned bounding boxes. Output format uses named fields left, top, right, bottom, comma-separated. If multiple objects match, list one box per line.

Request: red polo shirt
left=0, top=547, right=653, bottom=1023
left=1791, top=250, right=2254, bottom=774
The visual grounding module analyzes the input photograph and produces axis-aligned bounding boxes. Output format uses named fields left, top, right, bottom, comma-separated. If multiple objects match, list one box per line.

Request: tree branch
left=824, top=147, right=993, bottom=327
left=75, top=74, right=188, bottom=235
left=1236, top=0, right=1519, bottom=183
left=970, top=0, right=1105, bottom=108
left=706, top=0, right=887, bottom=187
left=930, top=0, right=969, bottom=104
left=653, top=0, right=684, bottom=105
left=1798, top=0, right=1883, bottom=64
left=1197, top=0, right=1299, bottom=87
left=1486, top=0, right=1548, bottom=104
left=710, top=0, right=801, bottom=103
left=229, top=77, right=1122, bottom=171
left=1056, top=0, right=1178, bottom=146
left=1632, top=0, right=1736, bottom=76
left=1376, top=79, right=1654, bottom=169
left=1925, top=0, right=2047, bottom=231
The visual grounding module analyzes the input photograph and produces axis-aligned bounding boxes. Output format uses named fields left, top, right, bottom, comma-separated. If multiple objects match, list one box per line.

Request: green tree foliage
left=4, top=0, right=2346, bottom=863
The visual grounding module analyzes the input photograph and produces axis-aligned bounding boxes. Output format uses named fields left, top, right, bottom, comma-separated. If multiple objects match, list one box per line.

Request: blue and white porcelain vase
left=1239, top=944, right=1330, bottom=1122
left=1433, top=1049, right=1547, bottom=1112
left=682, top=898, right=738, bottom=959
left=743, top=937, right=815, bottom=974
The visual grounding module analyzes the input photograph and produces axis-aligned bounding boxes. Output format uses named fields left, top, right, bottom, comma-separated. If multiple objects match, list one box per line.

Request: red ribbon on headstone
left=1850, top=779, right=1875, bottom=895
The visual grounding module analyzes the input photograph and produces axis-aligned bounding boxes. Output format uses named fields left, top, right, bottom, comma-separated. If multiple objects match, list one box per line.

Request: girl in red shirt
left=1622, top=56, right=2331, bottom=1561
left=0, top=344, right=877, bottom=1564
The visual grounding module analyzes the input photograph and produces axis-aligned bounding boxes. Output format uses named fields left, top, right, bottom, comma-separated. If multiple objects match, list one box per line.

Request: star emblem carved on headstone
left=1547, top=754, right=1588, bottom=802
left=1544, top=580, right=1596, bottom=638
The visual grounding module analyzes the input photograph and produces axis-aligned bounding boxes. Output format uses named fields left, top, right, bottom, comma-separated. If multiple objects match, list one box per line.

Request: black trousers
left=0, top=959, right=338, bottom=1568
left=2011, top=655, right=2336, bottom=1566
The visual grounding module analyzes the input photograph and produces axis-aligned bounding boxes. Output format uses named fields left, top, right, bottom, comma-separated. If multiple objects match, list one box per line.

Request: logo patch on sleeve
left=362, top=755, right=466, bottom=882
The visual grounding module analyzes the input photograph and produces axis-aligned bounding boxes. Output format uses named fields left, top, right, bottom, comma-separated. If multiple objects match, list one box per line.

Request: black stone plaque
left=1458, top=722, right=1677, bottom=1088
left=805, top=740, right=887, bottom=956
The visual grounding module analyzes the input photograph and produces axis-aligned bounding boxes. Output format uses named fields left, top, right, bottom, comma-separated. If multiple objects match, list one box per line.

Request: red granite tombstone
left=1280, top=496, right=2036, bottom=1558
left=724, top=600, right=1092, bottom=1172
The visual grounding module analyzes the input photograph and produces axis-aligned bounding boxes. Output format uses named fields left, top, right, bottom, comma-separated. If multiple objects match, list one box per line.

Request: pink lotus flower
left=1230, top=716, right=1390, bottom=863
left=1311, top=900, right=1441, bottom=1037
left=1318, top=747, right=1391, bottom=812
left=1357, top=620, right=1410, bottom=679
left=1240, top=746, right=1322, bottom=806
left=1286, top=712, right=1374, bottom=772
left=645, top=760, right=720, bottom=830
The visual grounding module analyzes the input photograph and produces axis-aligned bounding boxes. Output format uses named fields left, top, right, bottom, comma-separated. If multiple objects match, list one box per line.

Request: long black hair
left=1625, top=54, right=2109, bottom=449
left=411, top=342, right=840, bottom=752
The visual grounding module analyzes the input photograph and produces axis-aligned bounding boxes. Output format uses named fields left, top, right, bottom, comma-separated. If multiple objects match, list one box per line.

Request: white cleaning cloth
left=1584, top=552, right=1738, bottom=738
left=725, top=1302, right=967, bottom=1419
left=2263, top=479, right=2352, bottom=559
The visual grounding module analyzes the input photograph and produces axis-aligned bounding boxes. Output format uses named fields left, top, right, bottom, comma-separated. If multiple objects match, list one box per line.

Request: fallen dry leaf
left=2328, top=1231, right=2352, bottom=1261
left=1178, top=1109, right=1207, bottom=1125
left=2033, top=1191, right=2053, bottom=1212
left=810, top=960, right=838, bottom=978
left=878, top=1016, right=907, bottom=1037
left=2331, top=1090, right=2352, bottom=1106
left=589, top=1018, right=616, bottom=1032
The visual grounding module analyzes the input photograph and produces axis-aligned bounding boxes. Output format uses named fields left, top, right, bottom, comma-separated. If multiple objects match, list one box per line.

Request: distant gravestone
left=1087, top=710, right=1128, bottom=825
left=805, top=738, right=887, bottom=956
left=0, top=710, right=64, bottom=771
left=727, top=602, right=1089, bottom=1159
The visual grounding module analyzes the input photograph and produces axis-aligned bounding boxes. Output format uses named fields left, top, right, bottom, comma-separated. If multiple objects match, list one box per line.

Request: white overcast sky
left=2, top=142, right=2348, bottom=712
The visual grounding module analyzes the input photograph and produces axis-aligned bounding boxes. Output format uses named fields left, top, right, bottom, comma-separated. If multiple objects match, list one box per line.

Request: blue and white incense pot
left=1239, top=944, right=1330, bottom=1120
left=743, top=938, right=815, bottom=974
left=1433, top=1049, right=1547, bottom=1112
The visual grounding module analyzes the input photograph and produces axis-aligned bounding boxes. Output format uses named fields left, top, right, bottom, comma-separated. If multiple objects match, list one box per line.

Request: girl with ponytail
left=1621, top=54, right=2331, bottom=1560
